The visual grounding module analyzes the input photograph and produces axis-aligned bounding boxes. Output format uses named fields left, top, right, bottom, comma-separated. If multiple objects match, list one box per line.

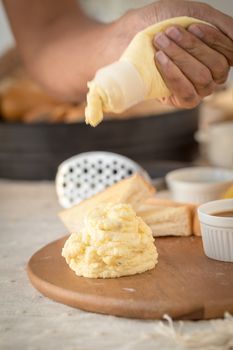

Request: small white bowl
left=166, top=167, right=233, bottom=204
left=198, top=199, right=233, bottom=262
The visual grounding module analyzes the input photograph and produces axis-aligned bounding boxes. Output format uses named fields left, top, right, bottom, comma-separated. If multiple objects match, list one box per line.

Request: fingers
left=154, top=31, right=216, bottom=97
left=188, top=2, right=233, bottom=41
left=155, top=51, right=200, bottom=109
left=165, top=25, right=230, bottom=84
left=188, top=24, right=233, bottom=66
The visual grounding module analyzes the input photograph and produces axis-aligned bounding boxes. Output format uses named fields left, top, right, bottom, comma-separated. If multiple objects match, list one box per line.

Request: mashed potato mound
left=62, top=203, right=158, bottom=278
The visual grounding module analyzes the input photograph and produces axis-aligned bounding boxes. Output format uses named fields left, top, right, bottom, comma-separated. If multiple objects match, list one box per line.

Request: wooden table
left=0, top=180, right=231, bottom=350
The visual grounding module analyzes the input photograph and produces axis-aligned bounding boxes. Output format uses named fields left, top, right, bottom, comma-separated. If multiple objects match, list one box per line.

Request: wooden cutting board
left=27, top=236, right=233, bottom=320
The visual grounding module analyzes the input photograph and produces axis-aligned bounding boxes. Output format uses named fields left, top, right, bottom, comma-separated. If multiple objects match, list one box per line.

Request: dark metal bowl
left=0, top=108, right=198, bottom=180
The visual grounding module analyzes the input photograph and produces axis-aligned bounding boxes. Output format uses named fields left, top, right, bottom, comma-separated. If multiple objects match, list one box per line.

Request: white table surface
left=0, top=180, right=231, bottom=350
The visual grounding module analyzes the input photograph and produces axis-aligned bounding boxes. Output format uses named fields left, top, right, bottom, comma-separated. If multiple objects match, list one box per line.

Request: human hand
left=5, top=0, right=232, bottom=107
left=127, top=0, right=233, bottom=108
left=153, top=23, right=232, bottom=108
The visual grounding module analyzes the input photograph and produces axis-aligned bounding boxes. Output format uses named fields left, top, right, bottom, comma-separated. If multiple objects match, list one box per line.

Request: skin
left=3, top=0, right=233, bottom=109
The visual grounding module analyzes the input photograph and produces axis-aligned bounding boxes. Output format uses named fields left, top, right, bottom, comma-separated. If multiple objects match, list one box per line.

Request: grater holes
left=57, top=152, right=144, bottom=208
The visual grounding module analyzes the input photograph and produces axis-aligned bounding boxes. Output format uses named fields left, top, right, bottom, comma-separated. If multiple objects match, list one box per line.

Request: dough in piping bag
left=85, top=16, right=211, bottom=127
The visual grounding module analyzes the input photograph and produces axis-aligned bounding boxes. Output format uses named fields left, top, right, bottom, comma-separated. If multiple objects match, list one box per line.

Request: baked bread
left=142, top=198, right=200, bottom=236
left=137, top=198, right=192, bottom=237
left=59, top=173, right=155, bottom=233
left=59, top=174, right=201, bottom=237
left=1, top=78, right=58, bottom=122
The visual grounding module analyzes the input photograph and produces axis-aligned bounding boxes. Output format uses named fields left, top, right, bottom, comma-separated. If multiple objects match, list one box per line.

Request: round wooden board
left=27, top=236, right=233, bottom=320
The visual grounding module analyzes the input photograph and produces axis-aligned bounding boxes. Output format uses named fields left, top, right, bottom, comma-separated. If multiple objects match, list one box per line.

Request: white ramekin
left=198, top=199, right=233, bottom=262
left=166, top=167, right=233, bottom=204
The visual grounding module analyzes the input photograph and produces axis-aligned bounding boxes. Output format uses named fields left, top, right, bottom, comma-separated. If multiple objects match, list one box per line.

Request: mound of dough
left=85, top=16, right=210, bottom=126
left=62, top=203, right=158, bottom=278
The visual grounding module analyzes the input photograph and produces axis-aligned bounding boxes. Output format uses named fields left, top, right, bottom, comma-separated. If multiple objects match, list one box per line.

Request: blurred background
left=1, top=0, right=233, bottom=56
left=0, top=0, right=232, bottom=181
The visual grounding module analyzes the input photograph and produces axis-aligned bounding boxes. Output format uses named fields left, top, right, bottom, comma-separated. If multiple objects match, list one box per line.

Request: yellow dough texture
left=62, top=203, right=158, bottom=278
left=85, top=16, right=211, bottom=127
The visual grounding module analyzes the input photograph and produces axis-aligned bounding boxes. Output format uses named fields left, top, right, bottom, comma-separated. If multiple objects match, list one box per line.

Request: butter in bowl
left=198, top=199, right=233, bottom=262
left=166, top=167, right=233, bottom=204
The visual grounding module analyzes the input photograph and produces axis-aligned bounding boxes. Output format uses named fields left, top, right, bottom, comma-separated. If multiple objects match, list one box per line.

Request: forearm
left=25, top=17, right=112, bottom=101
left=3, top=1, right=98, bottom=99
left=4, top=0, right=144, bottom=101
left=4, top=0, right=86, bottom=61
